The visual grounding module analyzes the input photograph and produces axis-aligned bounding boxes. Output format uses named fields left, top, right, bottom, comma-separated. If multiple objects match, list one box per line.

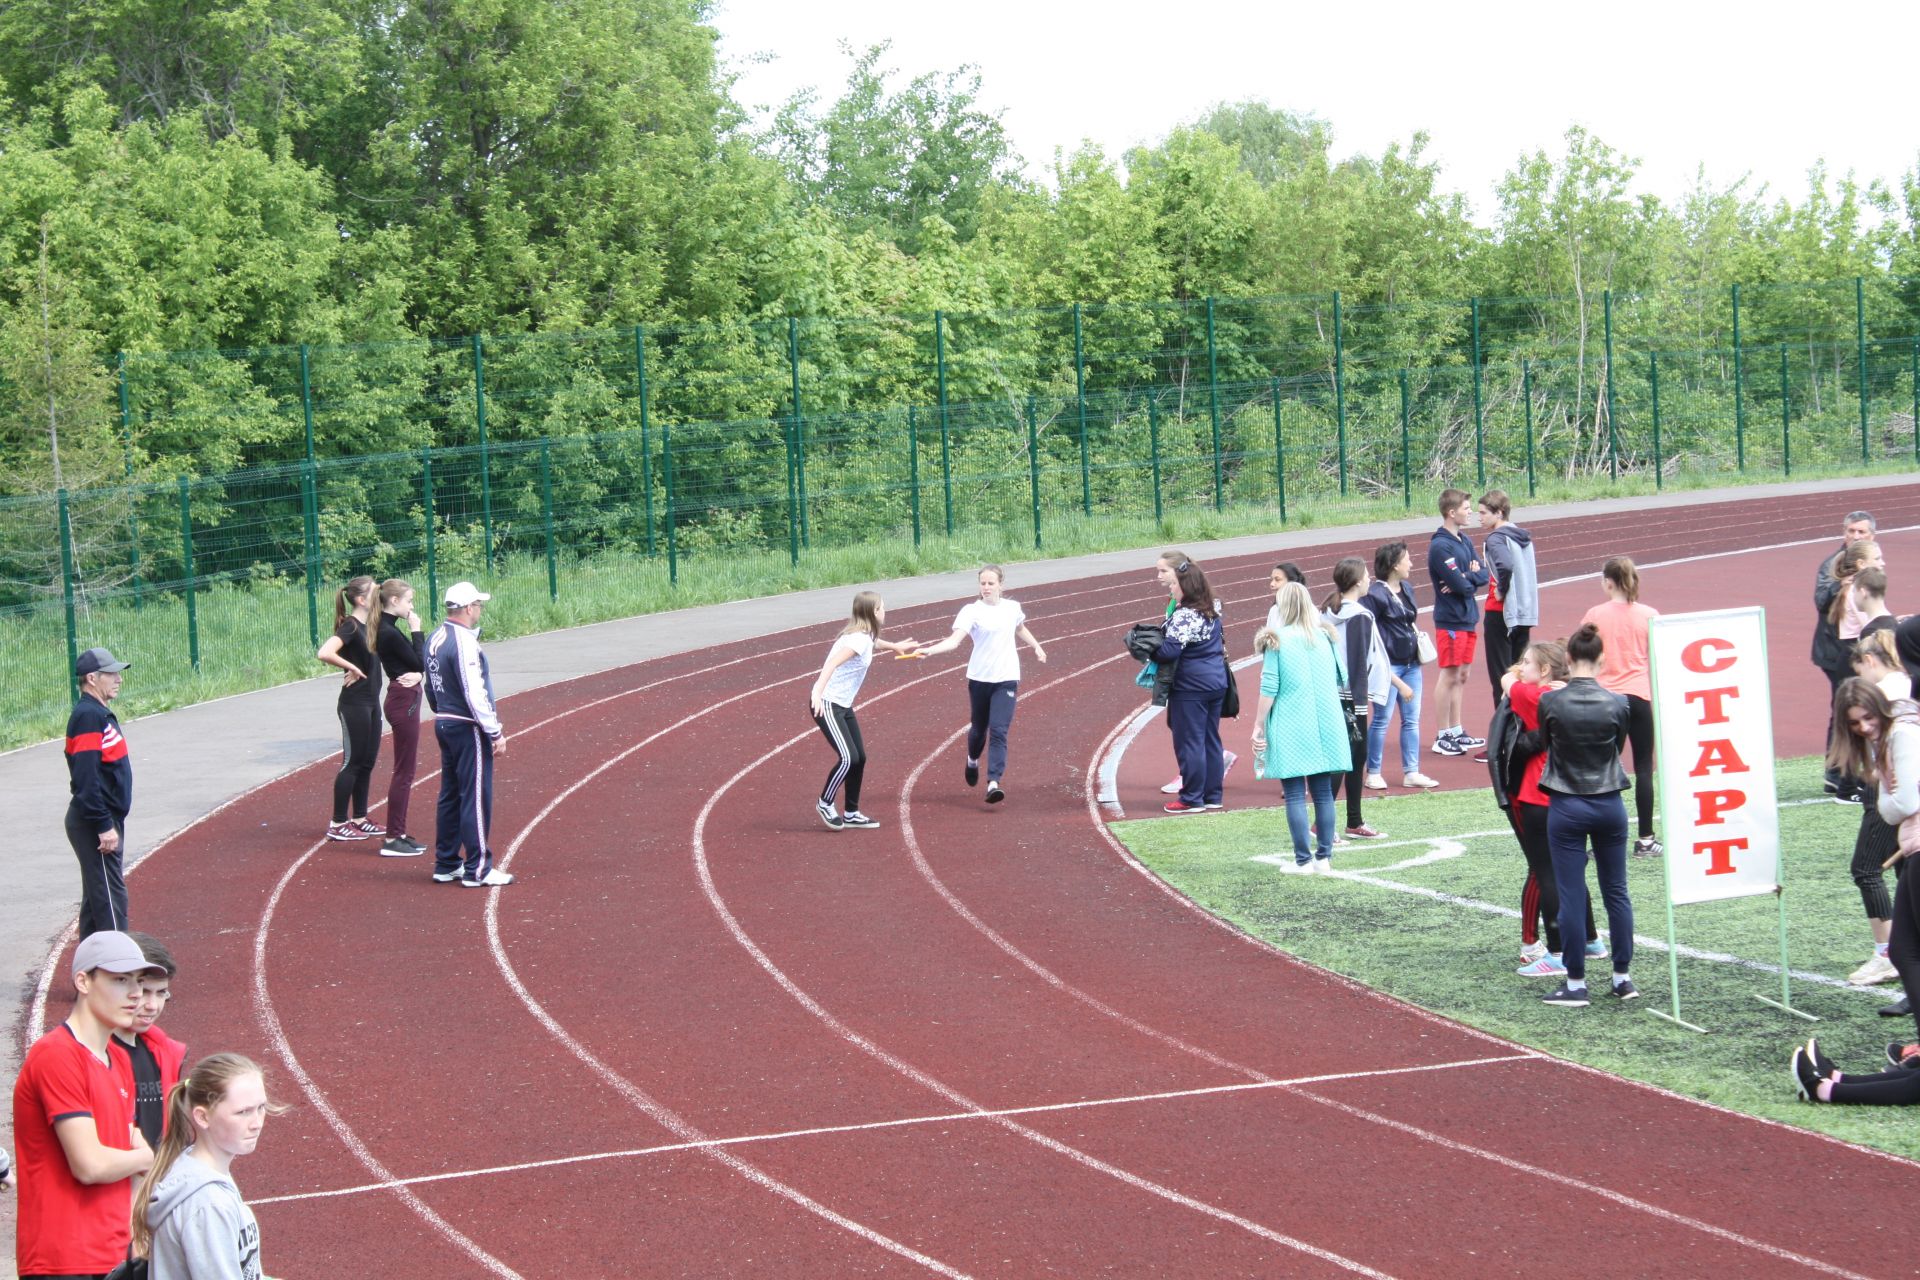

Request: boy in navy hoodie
left=1427, top=488, right=1489, bottom=756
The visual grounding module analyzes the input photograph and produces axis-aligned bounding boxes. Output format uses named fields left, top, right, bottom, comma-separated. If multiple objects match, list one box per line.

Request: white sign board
left=1649, top=607, right=1781, bottom=905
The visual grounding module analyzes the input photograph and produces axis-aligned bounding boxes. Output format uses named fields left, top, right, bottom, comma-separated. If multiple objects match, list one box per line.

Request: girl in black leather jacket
left=1536, top=623, right=1635, bottom=1008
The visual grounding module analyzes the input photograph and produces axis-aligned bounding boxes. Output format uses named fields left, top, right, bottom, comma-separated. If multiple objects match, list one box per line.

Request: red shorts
left=1436, top=628, right=1478, bottom=668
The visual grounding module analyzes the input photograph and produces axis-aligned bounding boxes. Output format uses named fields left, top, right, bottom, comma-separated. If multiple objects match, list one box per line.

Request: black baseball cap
left=76, top=647, right=131, bottom=676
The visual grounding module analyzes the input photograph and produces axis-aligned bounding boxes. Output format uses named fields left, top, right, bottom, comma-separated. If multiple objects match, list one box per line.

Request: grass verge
left=1113, top=754, right=1920, bottom=1161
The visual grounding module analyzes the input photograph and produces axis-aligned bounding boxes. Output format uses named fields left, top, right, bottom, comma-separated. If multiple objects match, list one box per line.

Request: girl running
left=918, top=566, right=1048, bottom=803
left=316, top=575, right=384, bottom=842
left=133, top=1052, right=286, bottom=1279
left=375, top=579, right=428, bottom=857
left=808, top=592, right=919, bottom=830
left=1580, top=556, right=1662, bottom=856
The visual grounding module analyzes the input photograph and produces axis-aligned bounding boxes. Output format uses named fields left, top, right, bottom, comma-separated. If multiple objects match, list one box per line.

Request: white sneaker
left=1364, top=773, right=1389, bottom=790
left=1520, top=940, right=1548, bottom=963
left=1161, top=777, right=1183, bottom=794
left=462, top=868, right=515, bottom=888
left=1850, top=953, right=1900, bottom=986
left=1279, top=859, right=1315, bottom=874
left=1403, top=772, right=1440, bottom=789
left=1309, top=857, right=1333, bottom=874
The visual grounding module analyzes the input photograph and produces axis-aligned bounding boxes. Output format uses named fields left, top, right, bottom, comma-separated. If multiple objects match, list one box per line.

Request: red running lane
left=45, top=480, right=1920, bottom=1278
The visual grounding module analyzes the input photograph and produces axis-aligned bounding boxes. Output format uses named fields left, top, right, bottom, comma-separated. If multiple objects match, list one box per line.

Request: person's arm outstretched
left=918, top=625, right=969, bottom=658
left=1017, top=624, right=1047, bottom=664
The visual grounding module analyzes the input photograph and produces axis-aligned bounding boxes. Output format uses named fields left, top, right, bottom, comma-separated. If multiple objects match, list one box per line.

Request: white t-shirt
left=820, top=631, right=875, bottom=708
left=955, top=599, right=1025, bottom=683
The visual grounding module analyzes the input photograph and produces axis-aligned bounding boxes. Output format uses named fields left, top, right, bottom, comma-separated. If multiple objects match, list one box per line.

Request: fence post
left=1074, top=302, right=1090, bottom=516
left=1205, top=297, right=1223, bottom=510
left=1148, top=394, right=1163, bottom=525
left=1781, top=344, right=1792, bottom=477
left=1272, top=379, right=1287, bottom=522
left=59, top=488, right=78, bottom=704
left=1649, top=351, right=1664, bottom=490
left=1469, top=296, right=1484, bottom=487
left=302, top=461, right=320, bottom=647
left=908, top=406, right=921, bottom=547
left=1026, top=395, right=1042, bottom=550
left=935, top=310, right=953, bottom=536
left=422, top=448, right=437, bottom=610
left=1732, top=283, right=1746, bottom=471
left=299, top=343, right=316, bottom=463
left=1398, top=369, right=1411, bottom=510
left=472, top=335, right=494, bottom=572
left=634, top=325, right=655, bottom=557
left=1604, top=289, right=1617, bottom=481
left=1857, top=275, right=1870, bottom=462
left=540, top=437, right=556, bottom=601
left=178, top=477, right=199, bottom=671
left=1912, top=338, right=1919, bottom=465
left=784, top=322, right=800, bottom=567
left=1522, top=359, right=1536, bottom=499
left=789, top=316, right=809, bottom=550
left=118, top=353, right=141, bottom=608
left=663, top=420, right=678, bottom=585
left=1334, top=290, right=1348, bottom=496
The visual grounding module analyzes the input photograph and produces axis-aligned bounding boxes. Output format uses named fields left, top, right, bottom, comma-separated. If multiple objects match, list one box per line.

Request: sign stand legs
left=1752, top=888, right=1818, bottom=1022
left=1649, top=894, right=1708, bottom=1034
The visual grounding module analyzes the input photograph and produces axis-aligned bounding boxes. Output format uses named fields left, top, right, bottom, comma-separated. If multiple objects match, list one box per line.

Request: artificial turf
left=1113, top=754, right=1920, bottom=1161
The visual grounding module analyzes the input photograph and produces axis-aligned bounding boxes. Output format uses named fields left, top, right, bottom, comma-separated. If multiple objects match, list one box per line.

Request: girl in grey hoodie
left=132, top=1053, right=282, bottom=1280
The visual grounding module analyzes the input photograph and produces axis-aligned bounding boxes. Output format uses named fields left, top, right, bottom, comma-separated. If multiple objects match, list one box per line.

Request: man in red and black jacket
left=65, top=647, right=134, bottom=935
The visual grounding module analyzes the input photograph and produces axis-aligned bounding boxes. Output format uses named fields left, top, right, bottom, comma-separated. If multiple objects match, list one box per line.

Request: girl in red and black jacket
left=375, top=578, right=429, bottom=857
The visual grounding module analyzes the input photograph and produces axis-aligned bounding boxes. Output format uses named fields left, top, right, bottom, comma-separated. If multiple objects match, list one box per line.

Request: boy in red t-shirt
left=12, top=930, right=159, bottom=1279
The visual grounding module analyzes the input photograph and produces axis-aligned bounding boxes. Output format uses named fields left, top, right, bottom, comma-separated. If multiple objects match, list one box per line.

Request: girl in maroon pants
left=376, top=578, right=428, bottom=856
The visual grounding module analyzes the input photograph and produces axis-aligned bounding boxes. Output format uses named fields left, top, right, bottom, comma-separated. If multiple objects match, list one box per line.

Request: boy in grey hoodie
left=1480, top=490, right=1540, bottom=703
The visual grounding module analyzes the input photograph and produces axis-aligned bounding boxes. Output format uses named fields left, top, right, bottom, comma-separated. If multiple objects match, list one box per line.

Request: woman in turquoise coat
left=1252, top=581, right=1354, bottom=870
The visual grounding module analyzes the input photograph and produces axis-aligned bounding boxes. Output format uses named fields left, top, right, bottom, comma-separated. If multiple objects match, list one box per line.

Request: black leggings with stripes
left=814, top=702, right=866, bottom=813
left=334, top=698, right=381, bottom=823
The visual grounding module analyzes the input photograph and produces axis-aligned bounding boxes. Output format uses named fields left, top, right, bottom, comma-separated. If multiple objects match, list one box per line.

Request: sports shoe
left=1791, top=1047, right=1823, bottom=1102
left=1309, top=857, right=1333, bottom=874
left=1585, top=938, right=1608, bottom=959
left=462, top=867, right=515, bottom=887
left=353, top=817, right=387, bottom=837
left=380, top=837, right=425, bottom=858
left=1610, top=978, right=1640, bottom=1000
left=1454, top=732, right=1486, bottom=749
left=326, top=821, right=368, bottom=842
left=1433, top=733, right=1465, bottom=757
left=816, top=800, right=844, bottom=831
left=1879, top=995, right=1912, bottom=1018
left=1364, top=773, right=1389, bottom=790
left=1849, top=952, right=1899, bottom=986
left=1403, top=772, right=1440, bottom=789
left=1542, top=983, right=1590, bottom=1008
left=1519, top=940, right=1548, bottom=963
left=1203, top=802, right=1225, bottom=810
left=1163, top=799, right=1204, bottom=815
left=965, top=760, right=980, bottom=788
left=431, top=869, right=461, bottom=883
left=1886, top=1041, right=1920, bottom=1069
left=1805, top=1036, right=1839, bottom=1079
left=1160, top=777, right=1183, bottom=794
left=840, top=811, right=880, bottom=829
left=986, top=780, right=1005, bottom=803
left=1633, top=836, right=1663, bottom=858
left=1279, top=860, right=1314, bottom=874
left=1517, top=954, right=1567, bottom=978
left=394, top=833, right=426, bottom=852
left=1835, top=789, right=1865, bottom=806
left=1344, top=824, right=1384, bottom=839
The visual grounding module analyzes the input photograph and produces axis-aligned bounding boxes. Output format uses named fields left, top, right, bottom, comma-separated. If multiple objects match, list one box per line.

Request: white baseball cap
left=73, top=930, right=161, bottom=977
left=444, top=581, right=492, bottom=608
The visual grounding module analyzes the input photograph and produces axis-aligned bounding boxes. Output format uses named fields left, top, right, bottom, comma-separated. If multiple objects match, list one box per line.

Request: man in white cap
left=425, top=582, right=513, bottom=888
left=11, top=930, right=158, bottom=1278
left=65, top=647, right=134, bottom=935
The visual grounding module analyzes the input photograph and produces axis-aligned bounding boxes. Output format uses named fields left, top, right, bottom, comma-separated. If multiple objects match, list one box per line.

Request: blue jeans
left=1365, top=661, right=1423, bottom=775
left=1282, top=773, right=1338, bottom=865
left=1546, top=792, right=1633, bottom=981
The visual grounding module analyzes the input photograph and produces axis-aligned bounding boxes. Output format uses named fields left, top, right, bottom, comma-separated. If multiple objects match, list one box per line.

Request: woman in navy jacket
left=1155, top=557, right=1229, bottom=815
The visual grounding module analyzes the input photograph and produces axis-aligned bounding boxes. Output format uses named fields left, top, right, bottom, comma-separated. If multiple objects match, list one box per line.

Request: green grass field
left=1114, top=754, right=1920, bottom=1160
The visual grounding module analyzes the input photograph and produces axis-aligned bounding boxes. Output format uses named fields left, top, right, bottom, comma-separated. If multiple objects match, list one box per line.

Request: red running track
left=26, top=484, right=1920, bottom=1278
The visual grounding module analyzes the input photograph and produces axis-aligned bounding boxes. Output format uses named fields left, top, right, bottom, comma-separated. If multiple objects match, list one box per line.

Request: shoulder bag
left=1219, top=618, right=1240, bottom=719
left=1325, top=632, right=1363, bottom=751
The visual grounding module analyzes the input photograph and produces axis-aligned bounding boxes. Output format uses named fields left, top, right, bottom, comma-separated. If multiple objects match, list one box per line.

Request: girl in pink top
left=1580, top=557, right=1661, bottom=855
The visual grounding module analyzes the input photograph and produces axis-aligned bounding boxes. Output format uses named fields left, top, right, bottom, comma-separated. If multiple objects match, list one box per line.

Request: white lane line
left=249, top=1053, right=1535, bottom=1206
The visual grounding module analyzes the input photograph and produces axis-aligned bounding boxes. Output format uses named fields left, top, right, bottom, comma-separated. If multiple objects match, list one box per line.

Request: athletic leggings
left=1327, top=710, right=1369, bottom=827
left=813, top=702, right=866, bottom=812
left=384, top=681, right=423, bottom=838
left=1624, top=694, right=1656, bottom=839
left=334, top=699, right=381, bottom=822
left=1851, top=805, right=1897, bottom=921
left=1827, top=1065, right=1920, bottom=1105
left=1891, top=856, right=1920, bottom=1045
left=966, top=679, right=1018, bottom=781
left=1515, top=801, right=1593, bottom=953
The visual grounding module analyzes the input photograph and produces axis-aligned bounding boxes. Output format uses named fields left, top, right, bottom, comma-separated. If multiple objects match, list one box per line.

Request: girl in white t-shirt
left=918, top=565, right=1048, bottom=803
left=810, top=592, right=921, bottom=830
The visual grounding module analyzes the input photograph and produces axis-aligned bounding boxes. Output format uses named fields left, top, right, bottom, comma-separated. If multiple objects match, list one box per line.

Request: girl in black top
left=317, top=574, right=383, bottom=842
left=375, top=578, right=428, bottom=856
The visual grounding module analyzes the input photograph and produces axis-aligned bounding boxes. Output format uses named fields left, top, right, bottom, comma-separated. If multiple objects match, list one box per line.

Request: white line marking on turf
left=249, top=1053, right=1535, bottom=1206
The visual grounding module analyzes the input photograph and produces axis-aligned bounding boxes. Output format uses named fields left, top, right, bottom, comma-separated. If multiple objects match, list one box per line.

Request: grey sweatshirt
left=147, top=1150, right=262, bottom=1280
left=1484, top=523, right=1540, bottom=627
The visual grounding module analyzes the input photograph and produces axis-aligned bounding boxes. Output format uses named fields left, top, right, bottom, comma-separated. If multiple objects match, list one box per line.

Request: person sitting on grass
left=1793, top=1035, right=1920, bottom=1104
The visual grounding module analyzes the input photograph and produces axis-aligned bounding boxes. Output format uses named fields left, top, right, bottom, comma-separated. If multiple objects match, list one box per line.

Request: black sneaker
left=964, top=760, right=979, bottom=787
left=1878, top=995, right=1912, bottom=1018
left=1791, top=1047, right=1824, bottom=1102
left=816, top=799, right=844, bottom=831
left=1610, top=978, right=1639, bottom=1000
left=1632, top=837, right=1663, bottom=858
left=1433, top=734, right=1465, bottom=757
left=1886, top=1041, right=1920, bottom=1069
left=1805, top=1036, right=1839, bottom=1079
left=1542, top=983, right=1590, bottom=1008
left=985, top=780, right=1005, bottom=804
left=381, top=837, right=426, bottom=858
left=840, top=811, right=880, bottom=829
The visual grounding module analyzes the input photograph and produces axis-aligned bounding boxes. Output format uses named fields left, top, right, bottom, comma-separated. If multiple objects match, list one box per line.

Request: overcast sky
left=710, top=0, right=1919, bottom=222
